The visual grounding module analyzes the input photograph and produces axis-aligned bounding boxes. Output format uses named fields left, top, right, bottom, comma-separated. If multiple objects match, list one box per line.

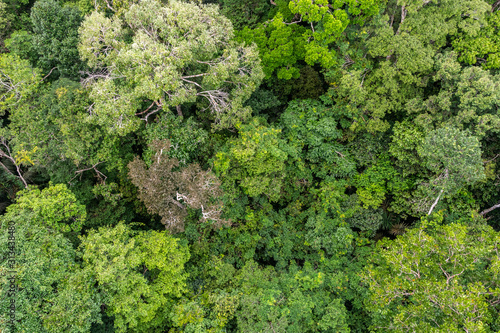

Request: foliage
left=453, top=10, right=500, bottom=69
left=143, top=112, right=209, bottom=166
left=79, top=222, right=190, bottom=332
left=0, top=194, right=101, bottom=333
left=418, top=126, right=486, bottom=195
left=0, top=53, right=40, bottom=116
left=236, top=0, right=383, bottom=80
left=363, top=215, right=500, bottom=332
left=8, top=183, right=86, bottom=233
left=78, top=0, right=264, bottom=134
left=0, top=0, right=32, bottom=49
left=29, top=0, right=84, bottom=79
left=213, top=117, right=293, bottom=202
left=333, top=0, right=491, bottom=133
left=218, top=0, right=270, bottom=30
left=1, top=0, right=500, bottom=331
left=280, top=99, right=355, bottom=178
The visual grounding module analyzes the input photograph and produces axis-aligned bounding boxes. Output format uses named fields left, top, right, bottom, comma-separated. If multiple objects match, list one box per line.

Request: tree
left=0, top=54, right=41, bottom=188
left=236, top=0, right=383, bottom=80
left=5, top=78, right=109, bottom=172
left=78, top=0, right=264, bottom=135
left=6, top=0, right=85, bottom=80
left=0, top=188, right=101, bottom=333
left=128, top=140, right=227, bottom=233
left=453, top=9, right=500, bottom=69
left=213, top=117, right=294, bottom=203
left=363, top=214, right=500, bottom=332
left=2, top=75, right=139, bottom=229
left=218, top=0, right=271, bottom=30
left=11, top=183, right=86, bottom=233
left=417, top=127, right=485, bottom=215
left=279, top=99, right=355, bottom=179
left=333, top=0, right=491, bottom=133
left=171, top=258, right=352, bottom=333
left=0, top=0, right=32, bottom=50
left=406, top=52, right=500, bottom=139
left=0, top=53, right=41, bottom=117
left=142, top=112, right=209, bottom=166
left=29, top=0, right=85, bottom=79
left=79, top=222, right=190, bottom=332
left=234, top=260, right=351, bottom=333
left=0, top=0, right=12, bottom=50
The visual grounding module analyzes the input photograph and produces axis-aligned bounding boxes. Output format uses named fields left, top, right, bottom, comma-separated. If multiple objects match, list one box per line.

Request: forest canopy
left=0, top=0, right=499, bottom=332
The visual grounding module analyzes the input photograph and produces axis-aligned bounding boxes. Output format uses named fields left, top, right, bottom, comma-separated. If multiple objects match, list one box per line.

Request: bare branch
left=181, top=77, right=203, bottom=89
left=80, top=68, right=125, bottom=88
left=493, top=0, right=500, bottom=12
left=135, top=101, right=156, bottom=116
left=480, top=202, right=500, bottom=216
left=396, top=6, right=407, bottom=35
left=182, top=73, right=209, bottom=79
left=176, top=105, right=183, bottom=117
left=197, top=90, right=231, bottom=115
left=41, top=67, right=57, bottom=82
left=428, top=188, right=444, bottom=215
left=284, top=16, right=302, bottom=25
left=70, top=162, right=107, bottom=184
left=0, top=138, right=28, bottom=188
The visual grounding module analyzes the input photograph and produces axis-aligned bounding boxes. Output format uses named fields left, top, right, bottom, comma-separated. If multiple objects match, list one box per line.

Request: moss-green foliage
left=218, top=0, right=270, bottom=30
left=6, top=0, right=85, bottom=80
left=143, top=112, right=209, bottom=166
left=280, top=99, right=355, bottom=179
left=0, top=0, right=33, bottom=50
left=30, top=0, right=84, bottom=79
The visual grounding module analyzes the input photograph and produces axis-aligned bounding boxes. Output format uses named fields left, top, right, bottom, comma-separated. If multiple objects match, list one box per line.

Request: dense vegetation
left=0, top=0, right=499, bottom=331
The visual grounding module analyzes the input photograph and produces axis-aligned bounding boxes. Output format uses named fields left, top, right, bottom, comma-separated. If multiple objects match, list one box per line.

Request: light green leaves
left=0, top=197, right=100, bottom=333
left=80, top=222, right=190, bottom=332
left=363, top=219, right=500, bottom=332
left=214, top=118, right=292, bottom=202
left=79, top=0, right=264, bottom=134
left=7, top=183, right=86, bottom=233
left=0, top=53, right=41, bottom=116
left=238, top=0, right=382, bottom=80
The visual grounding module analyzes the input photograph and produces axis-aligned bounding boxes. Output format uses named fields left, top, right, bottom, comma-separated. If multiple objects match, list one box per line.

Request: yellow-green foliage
left=214, top=118, right=290, bottom=201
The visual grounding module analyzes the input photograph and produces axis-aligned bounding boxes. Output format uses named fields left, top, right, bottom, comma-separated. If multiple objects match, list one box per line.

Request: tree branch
left=0, top=138, right=28, bottom=188
left=480, top=202, right=500, bottom=216
left=428, top=189, right=444, bottom=215
left=492, top=0, right=500, bottom=12
left=71, top=162, right=107, bottom=184
left=41, top=67, right=57, bottom=82
left=176, top=105, right=183, bottom=117
left=396, top=5, right=407, bottom=35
